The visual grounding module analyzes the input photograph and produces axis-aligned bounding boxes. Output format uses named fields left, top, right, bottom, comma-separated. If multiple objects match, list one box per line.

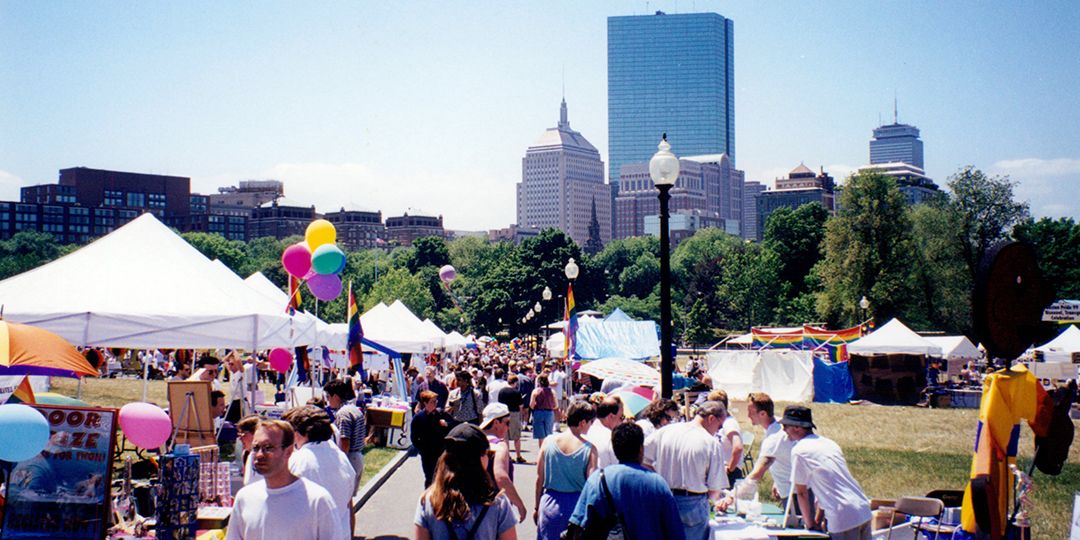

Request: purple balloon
left=307, top=273, right=343, bottom=301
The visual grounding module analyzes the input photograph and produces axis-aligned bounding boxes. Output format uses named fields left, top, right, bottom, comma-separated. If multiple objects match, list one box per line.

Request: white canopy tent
left=0, top=214, right=310, bottom=349
left=705, top=350, right=815, bottom=402
left=444, top=331, right=470, bottom=352
left=360, top=301, right=437, bottom=354
left=925, top=336, right=981, bottom=361
left=1033, top=325, right=1080, bottom=363
left=847, top=318, right=943, bottom=356
left=386, top=300, right=445, bottom=349
left=546, top=332, right=565, bottom=358
left=243, top=272, right=334, bottom=347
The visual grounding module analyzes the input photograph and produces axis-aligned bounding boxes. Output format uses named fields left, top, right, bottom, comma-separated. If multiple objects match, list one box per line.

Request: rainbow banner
left=751, top=328, right=804, bottom=349
left=346, top=282, right=364, bottom=377
left=0, top=375, right=35, bottom=405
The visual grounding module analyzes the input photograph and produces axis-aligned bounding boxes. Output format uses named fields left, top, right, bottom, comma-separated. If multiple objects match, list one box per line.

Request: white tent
left=705, top=350, right=814, bottom=402
left=386, top=300, right=444, bottom=349
left=546, top=332, right=565, bottom=358
left=925, top=336, right=981, bottom=361
left=243, top=272, right=333, bottom=347
left=360, top=301, right=437, bottom=353
left=0, top=214, right=309, bottom=349
left=847, top=318, right=943, bottom=356
left=444, top=331, right=470, bottom=352
left=1033, top=325, right=1080, bottom=362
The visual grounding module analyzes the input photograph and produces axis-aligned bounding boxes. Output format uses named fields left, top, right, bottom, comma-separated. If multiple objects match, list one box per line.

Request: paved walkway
left=354, top=429, right=543, bottom=540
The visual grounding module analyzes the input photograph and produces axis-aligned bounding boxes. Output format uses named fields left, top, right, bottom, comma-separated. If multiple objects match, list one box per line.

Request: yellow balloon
left=305, top=219, right=336, bottom=249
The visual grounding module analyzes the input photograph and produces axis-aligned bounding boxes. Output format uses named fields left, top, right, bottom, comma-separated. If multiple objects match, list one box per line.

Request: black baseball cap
left=778, top=405, right=816, bottom=429
left=445, top=423, right=489, bottom=458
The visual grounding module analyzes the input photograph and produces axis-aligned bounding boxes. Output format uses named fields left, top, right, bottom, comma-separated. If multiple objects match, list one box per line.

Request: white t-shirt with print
left=790, top=434, right=871, bottom=533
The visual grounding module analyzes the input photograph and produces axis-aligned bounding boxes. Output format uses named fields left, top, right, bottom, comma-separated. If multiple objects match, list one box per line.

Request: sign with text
left=1, top=405, right=118, bottom=540
left=1043, top=300, right=1080, bottom=322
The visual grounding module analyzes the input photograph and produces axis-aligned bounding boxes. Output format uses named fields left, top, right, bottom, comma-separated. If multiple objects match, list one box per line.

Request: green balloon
left=311, top=244, right=345, bottom=275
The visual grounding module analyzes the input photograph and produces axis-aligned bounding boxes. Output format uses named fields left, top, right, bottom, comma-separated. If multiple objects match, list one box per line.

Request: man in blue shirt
left=569, top=423, right=685, bottom=539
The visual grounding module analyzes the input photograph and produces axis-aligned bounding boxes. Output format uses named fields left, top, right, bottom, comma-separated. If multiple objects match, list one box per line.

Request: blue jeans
left=533, top=409, right=555, bottom=440
left=674, top=493, right=709, bottom=540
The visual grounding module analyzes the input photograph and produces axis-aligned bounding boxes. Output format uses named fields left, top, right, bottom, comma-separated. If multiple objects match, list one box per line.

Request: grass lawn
left=47, top=378, right=1079, bottom=538
left=361, top=445, right=401, bottom=483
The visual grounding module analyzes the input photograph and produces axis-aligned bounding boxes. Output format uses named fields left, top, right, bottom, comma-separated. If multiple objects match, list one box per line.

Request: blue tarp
left=812, top=358, right=855, bottom=403
left=605, top=308, right=633, bottom=322
left=574, top=320, right=660, bottom=360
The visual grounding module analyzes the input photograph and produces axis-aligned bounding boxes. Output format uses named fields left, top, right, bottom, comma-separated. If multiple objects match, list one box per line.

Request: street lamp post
left=650, top=134, right=679, bottom=399
left=859, top=295, right=870, bottom=323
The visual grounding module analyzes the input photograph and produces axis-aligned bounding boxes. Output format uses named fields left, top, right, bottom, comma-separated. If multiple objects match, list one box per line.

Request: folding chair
left=740, top=429, right=756, bottom=475
left=886, top=496, right=945, bottom=540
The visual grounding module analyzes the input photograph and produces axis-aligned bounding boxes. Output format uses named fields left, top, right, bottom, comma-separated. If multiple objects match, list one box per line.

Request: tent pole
left=141, top=353, right=149, bottom=402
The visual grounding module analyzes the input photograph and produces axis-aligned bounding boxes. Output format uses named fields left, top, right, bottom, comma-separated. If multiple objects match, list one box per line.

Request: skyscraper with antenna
left=869, top=99, right=924, bottom=169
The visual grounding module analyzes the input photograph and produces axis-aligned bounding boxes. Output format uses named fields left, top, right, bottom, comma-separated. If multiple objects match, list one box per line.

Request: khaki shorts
left=507, top=411, right=522, bottom=441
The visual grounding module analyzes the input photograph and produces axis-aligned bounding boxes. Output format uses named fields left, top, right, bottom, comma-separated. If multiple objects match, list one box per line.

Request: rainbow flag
left=751, top=327, right=804, bottom=349
left=564, top=283, right=578, bottom=360
left=803, top=324, right=864, bottom=362
left=346, top=282, right=365, bottom=378
left=287, top=274, right=303, bottom=314
left=0, top=375, right=35, bottom=404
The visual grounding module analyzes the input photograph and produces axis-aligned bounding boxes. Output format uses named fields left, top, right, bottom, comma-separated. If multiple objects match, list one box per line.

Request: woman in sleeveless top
left=530, top=375, right=558, bottom=446
left=533, top=400, right=597, bottom=540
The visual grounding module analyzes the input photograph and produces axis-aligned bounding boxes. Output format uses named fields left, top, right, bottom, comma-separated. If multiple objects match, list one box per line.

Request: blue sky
left=2, top=1, right=1078, bottom=230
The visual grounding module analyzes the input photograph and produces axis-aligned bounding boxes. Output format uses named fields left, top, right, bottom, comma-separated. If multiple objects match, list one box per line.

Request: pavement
left=354, top=426, right=543, bottom=540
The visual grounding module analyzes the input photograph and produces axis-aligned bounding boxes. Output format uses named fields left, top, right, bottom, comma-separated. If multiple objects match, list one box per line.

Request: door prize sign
left=1, top=405, right=118, bottom=540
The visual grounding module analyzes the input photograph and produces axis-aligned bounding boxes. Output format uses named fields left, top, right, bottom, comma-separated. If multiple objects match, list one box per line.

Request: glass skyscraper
left=607, top=12, right=735, bottom=198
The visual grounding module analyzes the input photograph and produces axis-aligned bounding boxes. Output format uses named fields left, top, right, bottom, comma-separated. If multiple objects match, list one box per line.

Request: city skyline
left=2, top=2, right=1078, bottom=231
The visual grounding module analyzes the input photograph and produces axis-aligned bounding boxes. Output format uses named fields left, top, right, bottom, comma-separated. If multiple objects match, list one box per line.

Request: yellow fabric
left=960, top=364, right=1047, bottom=538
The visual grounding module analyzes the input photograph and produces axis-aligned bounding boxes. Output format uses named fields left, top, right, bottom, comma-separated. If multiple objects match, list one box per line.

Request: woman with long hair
left=414, top=424, right=518, bottom=540
left=533, top=400, right=597, bottom=540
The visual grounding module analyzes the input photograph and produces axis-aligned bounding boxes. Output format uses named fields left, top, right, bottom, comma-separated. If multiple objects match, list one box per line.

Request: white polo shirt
left=584, top=421, right=617, bottom=469
left=288, top=441, right=357, bottom=534
left=644, top=421, right=728, bottom=494
left=790, top=434, right=872, bottom=533
left=758, top=421, right=794, bottom=496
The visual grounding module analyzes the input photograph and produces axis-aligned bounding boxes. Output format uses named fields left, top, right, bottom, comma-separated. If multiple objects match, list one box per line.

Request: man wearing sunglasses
left=226, top=420, right=346, bottom=540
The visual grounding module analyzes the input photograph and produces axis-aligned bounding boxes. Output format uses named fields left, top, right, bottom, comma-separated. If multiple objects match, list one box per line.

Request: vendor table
left=366, top=407, right=407, bottom=429
left=710, top=519, right=829, bottom=539
left=947, top=388, right=982, bottom=408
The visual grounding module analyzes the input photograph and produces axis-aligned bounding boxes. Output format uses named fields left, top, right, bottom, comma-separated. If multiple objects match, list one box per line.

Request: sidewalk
left=354, top=430, right=542, bottom=540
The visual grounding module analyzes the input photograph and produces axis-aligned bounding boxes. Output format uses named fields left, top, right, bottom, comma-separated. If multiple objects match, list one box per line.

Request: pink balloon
left=281, top=243, right=312, bottom=278
left=269, top=348, right=293, bottom=373
left=439, top=264, right=457, bottom=283
left=307, top=273, right=343, bottom=301
left=118, top=402, right=172, bottom=450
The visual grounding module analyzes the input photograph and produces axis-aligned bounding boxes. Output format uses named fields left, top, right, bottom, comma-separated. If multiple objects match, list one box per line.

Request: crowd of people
left=162, top=345, right=873, bottom=540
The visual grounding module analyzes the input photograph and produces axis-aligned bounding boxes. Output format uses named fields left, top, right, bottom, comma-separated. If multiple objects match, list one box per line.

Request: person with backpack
left=413, top=424, right=518, bottom=540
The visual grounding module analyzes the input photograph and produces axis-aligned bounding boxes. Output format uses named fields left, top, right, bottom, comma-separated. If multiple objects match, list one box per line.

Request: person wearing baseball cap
left=480, top=403, right=528, bottom=522
left=415, top=423, right=519, bottom=539
left=782, top=405, right=872, bottom=540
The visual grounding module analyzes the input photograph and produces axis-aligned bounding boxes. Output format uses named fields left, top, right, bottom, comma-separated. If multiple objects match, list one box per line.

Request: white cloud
left=0, top=169, right=27, bottom=200
left=991, top=158, right=1080, bottom=177
left=192, top=162, right=516, bottom=231
left=989, top=157, right=1080, bottom=220
left=824, top=163, right=859, bottom=181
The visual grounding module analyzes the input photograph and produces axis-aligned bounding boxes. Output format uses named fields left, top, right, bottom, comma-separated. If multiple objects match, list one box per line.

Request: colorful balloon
left=439, top=264, right=457, bottom=283
left=281, top=243, right=312, bottom=278
left=307, top=272, right=343, bottom=301
left=118, top=402, right=172, bottom=450
left=311, top=244, right=346, bottom=275
left=305, top=219, right=336, bottom=250
left=0, top=404, right=49, bottom=462
left=268, top=347, right=293, bottom=373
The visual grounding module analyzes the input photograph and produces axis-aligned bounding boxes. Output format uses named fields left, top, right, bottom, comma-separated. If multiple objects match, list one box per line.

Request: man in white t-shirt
left=282, top=405, right=357, bottom=535
left=719, top=392, right=794, bottom=511
left=644, top=400, right=729, bottom=540
left=584, top=395, right=624, bottom=469
left=487, top=368, right=509, bottom=405
left=707, top=389, right=745, bottom=486
left=226, top=420, right=346, bottom=540
left=782, top=405, right=872, bottom=540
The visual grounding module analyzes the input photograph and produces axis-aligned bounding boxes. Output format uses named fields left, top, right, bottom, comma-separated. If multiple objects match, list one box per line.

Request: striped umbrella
left=577, top=357, right=660, bottom=387
left=611, top=385, right=658, bottom=417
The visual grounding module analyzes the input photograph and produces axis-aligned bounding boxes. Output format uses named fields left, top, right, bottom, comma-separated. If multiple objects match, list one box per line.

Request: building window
left=127, top=192, right=146, bottom=207
left=105, top=190, right=123, bottom=207
left=149, top=193, right=167, bottom=208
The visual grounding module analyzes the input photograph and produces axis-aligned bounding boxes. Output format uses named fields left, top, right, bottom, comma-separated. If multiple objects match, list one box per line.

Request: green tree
left=618, top=252, right=660, bottom=300
left=0, top=231, right=73, bottom=280
left=716, top=241, right=783, bottom=329
left=1014, top=217, right=1080, bottom=300
left=947, top=166, right=1031, bottom=281
left=181, top=232, right=246, bottom=272
left=763, top=202, right=829, bottom=297
left=363, top=266, right=435, bottom=319
left=908, top=203, right=972, bottom=333
left=592, top=236, right=659, bottom=298
left=683, top=297, right=714, bottom=347
left=405, top=236, right=451, bottom=273
left=600, top=291, right=660, bottom=324
left=817, top=171, right=915, bottom=326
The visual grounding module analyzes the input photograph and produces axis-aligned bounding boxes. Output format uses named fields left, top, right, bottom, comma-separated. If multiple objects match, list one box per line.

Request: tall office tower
left=608, top=11, right=735, bottom=235
left=517, top=99, right=611, bottom=246
left=741, top=181, right=765, bottom=241
left=870, top=110, right=924, bottom=169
